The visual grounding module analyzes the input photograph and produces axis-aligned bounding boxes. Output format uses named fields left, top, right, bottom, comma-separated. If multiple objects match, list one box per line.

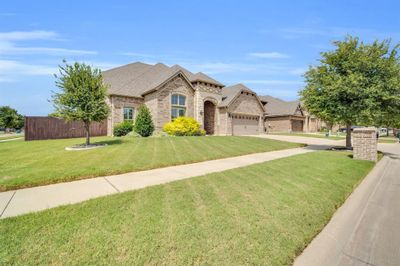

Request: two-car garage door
left=232, top=115, right=259, bottom=135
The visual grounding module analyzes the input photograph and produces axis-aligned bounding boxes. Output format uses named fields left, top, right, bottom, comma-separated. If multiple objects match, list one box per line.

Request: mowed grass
left=0, top=136, right=302, bottom=191
left=270, top=132, right=344, bottom=140
left=0, top=151, right=375, bottom=265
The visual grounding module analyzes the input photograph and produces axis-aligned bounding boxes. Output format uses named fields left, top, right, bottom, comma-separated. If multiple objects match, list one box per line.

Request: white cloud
left=288, top=67, right=307, bottom=75
left=0, top=30, right=97, bottom=56
left=248, top=52, right=290, bottom=59
left=243, top=79, right=304, bottom=85
left=0, top=77, right=15, bottom=83
left=0, top=30, right=58, bottom=41
left=0, top=60, right=57, bottom=76
left=0, top=46, right=97, bottom=55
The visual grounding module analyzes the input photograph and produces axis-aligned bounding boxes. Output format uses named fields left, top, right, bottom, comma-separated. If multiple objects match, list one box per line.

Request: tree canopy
left=52, top=61, right=109, bottom=145
left=0, top=106, right=24, bottom=130
left=300, top=36, right=400, bottom=147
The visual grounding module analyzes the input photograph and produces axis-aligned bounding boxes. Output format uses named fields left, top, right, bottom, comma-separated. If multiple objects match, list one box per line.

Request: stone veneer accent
left=155, top=75, right=195, bottom=130
left=353, top=127, right=377, bottom=161
left=226, top=92, right=264, bottom=135
left=107, top=95, right=144, bottom=135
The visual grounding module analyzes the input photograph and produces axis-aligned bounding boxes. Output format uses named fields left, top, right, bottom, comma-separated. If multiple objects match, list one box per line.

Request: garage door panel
left=232, top=115, right=259, bottom=135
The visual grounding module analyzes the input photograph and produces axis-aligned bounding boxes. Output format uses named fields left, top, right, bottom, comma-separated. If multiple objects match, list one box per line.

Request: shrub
left=134, top=105, right=154, bottom=137
left=163, top=117, right=206, bottom=136
left=113, top=121, right=134, bottom=136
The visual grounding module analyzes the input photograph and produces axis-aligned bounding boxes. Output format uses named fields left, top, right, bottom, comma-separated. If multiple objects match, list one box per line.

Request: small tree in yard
left=300, top=36, right=400, bottom=148
left=0, top=106, right=24, bottom=132
left=52, top=61, right=109, bottom=146
left=133, top=105, right=154, bottom=137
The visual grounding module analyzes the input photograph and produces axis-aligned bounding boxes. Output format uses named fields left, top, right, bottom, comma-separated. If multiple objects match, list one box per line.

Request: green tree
left=300, top=36, right=400, bottom=148
left=52, top=61, right=109, bottom=146
left=133, top=105, right=154, bottom=137
left=0, top=106, right=24, bottom=131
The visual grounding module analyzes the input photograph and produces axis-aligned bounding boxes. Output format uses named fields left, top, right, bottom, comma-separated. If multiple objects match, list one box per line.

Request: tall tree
left=300, top=36, right=400, bottom=148
left=0, top=106, right=24, bottom=132
left=52, top=61, right=109, bottom=146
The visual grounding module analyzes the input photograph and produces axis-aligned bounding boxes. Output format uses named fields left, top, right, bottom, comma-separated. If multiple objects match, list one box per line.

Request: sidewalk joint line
left=0, top=191, right=16, bottom=218
left=103, top=177, right=120, bottom=193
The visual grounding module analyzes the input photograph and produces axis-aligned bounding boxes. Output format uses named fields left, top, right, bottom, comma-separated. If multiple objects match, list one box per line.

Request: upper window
left=171, top=94, right=186, bottom=106
left=123, top=107, right=134, bottom=121
left=171, top=94, right=186, bottom=119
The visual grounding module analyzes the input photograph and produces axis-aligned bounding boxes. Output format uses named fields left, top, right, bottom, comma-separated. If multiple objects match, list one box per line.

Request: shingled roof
left=260, top=95, right=302, bottom=116
left=220, top=84, right=265, bottom=112
left=103, top=62, right=223, bottom=98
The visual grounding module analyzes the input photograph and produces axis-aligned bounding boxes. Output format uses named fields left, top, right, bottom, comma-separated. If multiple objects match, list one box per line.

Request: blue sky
left=1, top=0, right=400, bottom=115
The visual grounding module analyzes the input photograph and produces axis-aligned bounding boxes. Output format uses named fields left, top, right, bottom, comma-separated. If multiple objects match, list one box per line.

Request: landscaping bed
left=0, top=151, right=375, bottom=265
left=0, top=136, right=302, bottom=191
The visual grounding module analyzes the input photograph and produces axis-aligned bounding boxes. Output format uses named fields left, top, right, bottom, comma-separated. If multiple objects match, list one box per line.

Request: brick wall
left=353, top=127, right=377, bottom=161
left=265, top=116, right=292, bottom=132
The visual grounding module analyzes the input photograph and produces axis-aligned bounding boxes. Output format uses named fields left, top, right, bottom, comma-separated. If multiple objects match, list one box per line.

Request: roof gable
left=261, top=95, right=303, bottom=116
left=103, top=62, right=223, bottom=98
left=220, top=84, right=265, bottom=112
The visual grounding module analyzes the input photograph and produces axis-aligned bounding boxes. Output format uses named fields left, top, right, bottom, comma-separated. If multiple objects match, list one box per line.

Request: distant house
left=103, top=62, right=265, bottom=136
left=260, top=96, right=322, bottom=133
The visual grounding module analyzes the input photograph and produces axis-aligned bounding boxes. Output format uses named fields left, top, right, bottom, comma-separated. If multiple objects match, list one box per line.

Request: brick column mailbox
left=352, top=127, right=378, bottom=161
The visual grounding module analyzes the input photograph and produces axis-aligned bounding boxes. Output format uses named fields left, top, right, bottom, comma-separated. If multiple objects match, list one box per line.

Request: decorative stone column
left=353, top=127, right=378, bottom=161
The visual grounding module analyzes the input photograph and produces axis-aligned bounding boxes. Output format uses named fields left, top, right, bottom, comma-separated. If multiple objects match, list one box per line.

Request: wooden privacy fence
left=24, top=116, right=107, bottom=141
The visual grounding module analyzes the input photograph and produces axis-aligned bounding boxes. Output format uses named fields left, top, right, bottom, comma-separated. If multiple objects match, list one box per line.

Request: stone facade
left=107, top=95, right=144, bottom=135
left=353, top=127, right=378, bottom=161
left=154, top=75, right=195, bottom=130
left=223, top=92, right=265, bottom=135
left=265, top=116, right=292, bottom=132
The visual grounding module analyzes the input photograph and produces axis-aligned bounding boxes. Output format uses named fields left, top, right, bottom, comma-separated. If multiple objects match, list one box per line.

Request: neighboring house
left=103, top=62, right=265, bottom=136
left=260, top=96, right=322, bottom=133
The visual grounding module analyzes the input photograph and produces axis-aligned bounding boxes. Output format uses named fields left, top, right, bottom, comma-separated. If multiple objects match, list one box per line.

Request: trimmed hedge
left=113, top=121, right=134, bottom=136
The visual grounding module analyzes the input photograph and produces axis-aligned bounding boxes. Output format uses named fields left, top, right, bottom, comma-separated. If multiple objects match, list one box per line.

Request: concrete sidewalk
left=295, top=143, right=400, bottom=266
left=0, top=145, right=322, bottom=219
left=250, top=134, right=345, bottom=146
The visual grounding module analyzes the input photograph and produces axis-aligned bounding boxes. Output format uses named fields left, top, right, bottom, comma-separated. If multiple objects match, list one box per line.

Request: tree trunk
left=346, top=122, right=352, bottom=149
left=85, top=122, right=90, bottom=146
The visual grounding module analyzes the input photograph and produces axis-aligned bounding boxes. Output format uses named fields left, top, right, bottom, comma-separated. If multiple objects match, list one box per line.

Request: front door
left=204, top=101, right=215, bottom=135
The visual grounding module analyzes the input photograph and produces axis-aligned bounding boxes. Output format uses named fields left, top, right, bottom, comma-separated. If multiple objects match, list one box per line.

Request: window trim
left=123, top=107, right=134, bottom=121
left=171, top=94, right=187, bottom=120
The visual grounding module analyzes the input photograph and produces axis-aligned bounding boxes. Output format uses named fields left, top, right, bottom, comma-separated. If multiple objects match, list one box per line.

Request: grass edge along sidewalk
left=0, top=150, right=375, bottom=265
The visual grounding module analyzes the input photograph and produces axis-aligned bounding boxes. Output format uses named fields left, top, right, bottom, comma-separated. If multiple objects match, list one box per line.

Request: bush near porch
left=163, top=117, right=206, bottom=136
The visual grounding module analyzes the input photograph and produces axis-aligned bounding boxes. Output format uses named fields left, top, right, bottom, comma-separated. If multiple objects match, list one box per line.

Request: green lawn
left=0, top=136, right=302, bottom=191
left=270, top=132, right=344, bottom=140
left=0, top=151, right=375, bottom=265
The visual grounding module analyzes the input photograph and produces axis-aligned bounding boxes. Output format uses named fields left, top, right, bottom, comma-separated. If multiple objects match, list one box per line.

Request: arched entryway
left=203, top=100, right=216, bottom=135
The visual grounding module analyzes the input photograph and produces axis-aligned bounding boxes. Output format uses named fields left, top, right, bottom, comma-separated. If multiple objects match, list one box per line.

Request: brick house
left=260, top=96, right=322, bottom=133
left=103, top=62, right=265, bottom=136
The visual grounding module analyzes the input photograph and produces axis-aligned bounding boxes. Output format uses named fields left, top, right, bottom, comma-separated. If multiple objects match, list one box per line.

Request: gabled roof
left=103, top=62, right=223, bottom=98
left=220, top=84, right=265, bottom=112
left=260, top=95, right=302, bottom=116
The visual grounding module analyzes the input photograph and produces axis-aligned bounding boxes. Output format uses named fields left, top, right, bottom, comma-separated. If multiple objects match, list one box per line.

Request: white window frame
left=171, top=94, right=186, bottom=120
left=123, top=107, right=134, bottom=121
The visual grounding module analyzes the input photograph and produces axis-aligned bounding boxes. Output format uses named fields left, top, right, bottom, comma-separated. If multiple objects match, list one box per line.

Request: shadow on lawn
left=94, top=139, right=124, bottom=146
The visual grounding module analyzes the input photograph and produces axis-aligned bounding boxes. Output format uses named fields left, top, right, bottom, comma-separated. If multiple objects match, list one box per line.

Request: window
left=171, top=94, right=186, bottom=119
left=171, top=94, right=186, bottom=106
left=123, top=107, right=134, bottom=121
